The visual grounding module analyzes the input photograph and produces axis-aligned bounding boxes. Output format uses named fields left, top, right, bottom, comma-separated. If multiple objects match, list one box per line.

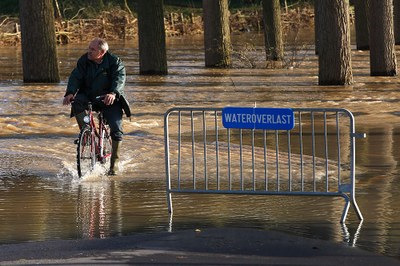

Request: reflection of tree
left=358, top=125, right=398, bottom=255
left=76, top=181, right=120, bottom=239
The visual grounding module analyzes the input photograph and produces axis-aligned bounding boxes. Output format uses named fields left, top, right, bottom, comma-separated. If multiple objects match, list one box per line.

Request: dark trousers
left=72, top=93, right=123, bottom=141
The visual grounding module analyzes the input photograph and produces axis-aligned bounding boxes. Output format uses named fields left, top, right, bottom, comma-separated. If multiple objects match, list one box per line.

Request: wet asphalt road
left=0, top=228, right=399, bottom=265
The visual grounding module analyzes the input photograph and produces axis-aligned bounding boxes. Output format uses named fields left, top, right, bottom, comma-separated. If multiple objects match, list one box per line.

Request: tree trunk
left=314, top=0, right=320, bottom=55
left=369, top=0, right=397, bottom=76
left=203, top=0, right=231, bottom=67
left=353, top=0, right=369, bottom=50
left=19, top=0, right=60, bottom=83
left=262, top=0, right=284, bottom=61
left=318, top=0, right=353, bottom=85
left=137, top=0, right=168, bottom=75
left=394, top=0, right=400, bottom=44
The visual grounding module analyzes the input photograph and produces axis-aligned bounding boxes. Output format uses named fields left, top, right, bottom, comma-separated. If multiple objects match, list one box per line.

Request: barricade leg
left=167, top=191, right=173, bottom=214
left=351, top=197, right=364, bottom=221
left=341, top=195, right=364, bottom=223
left=340, top=197, right=350, bottom=223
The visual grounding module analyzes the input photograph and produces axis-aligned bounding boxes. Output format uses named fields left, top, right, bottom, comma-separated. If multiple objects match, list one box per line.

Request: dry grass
left=0, top=5, right=315, bottom=46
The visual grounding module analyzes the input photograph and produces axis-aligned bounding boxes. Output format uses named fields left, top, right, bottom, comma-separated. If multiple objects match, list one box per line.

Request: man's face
left=87, top=41, right=105, bottom=62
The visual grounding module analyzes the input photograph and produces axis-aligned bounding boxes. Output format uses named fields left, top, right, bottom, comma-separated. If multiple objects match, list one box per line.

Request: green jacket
left=66, top=51, right=131, bottom=117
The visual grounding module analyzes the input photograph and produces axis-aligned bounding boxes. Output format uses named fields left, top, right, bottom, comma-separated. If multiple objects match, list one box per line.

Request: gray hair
left=92, top=37, right=109, bottom=52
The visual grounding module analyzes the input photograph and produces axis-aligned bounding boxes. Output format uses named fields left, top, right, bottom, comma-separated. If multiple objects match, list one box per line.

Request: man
left=63, top=37, right=130, bottom=175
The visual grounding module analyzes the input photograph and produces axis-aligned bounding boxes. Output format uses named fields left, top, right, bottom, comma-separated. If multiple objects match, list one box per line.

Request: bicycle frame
left=86, top=102, right=112, bottom=163
left=76, top=98, right=113, bottom=177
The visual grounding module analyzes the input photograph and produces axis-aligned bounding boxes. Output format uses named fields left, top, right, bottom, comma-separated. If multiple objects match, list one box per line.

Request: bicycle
left=76, top=96, right=112, bottom=177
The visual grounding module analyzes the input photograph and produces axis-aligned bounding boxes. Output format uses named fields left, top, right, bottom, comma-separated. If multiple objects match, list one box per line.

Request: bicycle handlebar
left=95, top=95, right=106, bottom=100
left=86, top=95, right=119, bottom=112
left=95, top=94, right=119, bottom=102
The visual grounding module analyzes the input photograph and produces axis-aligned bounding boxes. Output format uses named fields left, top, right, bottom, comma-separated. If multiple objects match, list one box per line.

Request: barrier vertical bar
left=164, top=112, right=172, bottom=214
left=228, top=128, right=231, bottom=190
left=263, top=130, right=268, bottom=191
left=336, top=112, right=341, bottom=187
left=299, top=111, right=304, bottom=191
left=287, top=130, right=292, bottom=191
left=324, top=112, right=329, bottom=192
left=311, top=112, right=316, bottom=192
left=240, top=128, right=244, bottom=190
left=215, top=111, right=220, bottom=189
left=275, top=130, right=279, bottom=191
left=203, top=111, right=207, bottom=189
left=252, top=129, right=255, bottom=191
left=178, top=111, right=181, bottom=189
left=191, top=111, right=196, bottom=189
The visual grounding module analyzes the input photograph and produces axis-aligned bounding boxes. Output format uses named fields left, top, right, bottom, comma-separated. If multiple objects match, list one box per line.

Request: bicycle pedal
left=74, top=139, right=79, bottom=144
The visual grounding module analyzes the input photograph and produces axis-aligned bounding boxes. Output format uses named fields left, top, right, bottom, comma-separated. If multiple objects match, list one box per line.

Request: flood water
left=0, top=32, right=400, bottom=260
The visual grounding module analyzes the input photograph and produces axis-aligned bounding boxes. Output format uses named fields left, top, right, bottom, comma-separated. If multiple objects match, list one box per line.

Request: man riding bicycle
left=63, top=37, right=130, bottom=175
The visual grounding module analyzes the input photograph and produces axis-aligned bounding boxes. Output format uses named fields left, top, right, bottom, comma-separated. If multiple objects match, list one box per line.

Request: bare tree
left=262, top=0, right=284, bottom=60
left=137, top=0, right=168, bottom=75
left=318, top=0, right=353, bottom=85
left=19, top=0, right=60, bottom=83
left=203, top=0, right=231, bottom=67
left=353, top=0, right=369, bottom=50
left=368, top=0, right=397, bottom=76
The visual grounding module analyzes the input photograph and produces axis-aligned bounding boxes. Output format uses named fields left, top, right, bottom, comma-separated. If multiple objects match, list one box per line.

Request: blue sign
left=222, top=107, right=295, bottom=130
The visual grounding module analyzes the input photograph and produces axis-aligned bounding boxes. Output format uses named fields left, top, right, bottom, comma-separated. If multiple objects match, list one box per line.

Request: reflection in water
left=76, top=181, right=114, bottom=239
left=341, top=220, right=364, bottom=247
left=0, top=34, right=400, bottom=259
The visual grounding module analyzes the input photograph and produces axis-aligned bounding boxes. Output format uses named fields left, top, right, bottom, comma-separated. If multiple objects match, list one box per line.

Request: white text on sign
left=222, top=107, right=295, bottom=130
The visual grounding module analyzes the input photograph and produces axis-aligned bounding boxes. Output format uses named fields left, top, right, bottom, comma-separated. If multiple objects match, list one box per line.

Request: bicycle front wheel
left=77, top=126, right=95, bottom=177
left=100, top=124, right=112, bottom=165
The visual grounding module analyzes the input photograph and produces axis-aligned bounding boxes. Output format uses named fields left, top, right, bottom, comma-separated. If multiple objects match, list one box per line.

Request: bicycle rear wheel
left=77, top=126, right=95, bottom=177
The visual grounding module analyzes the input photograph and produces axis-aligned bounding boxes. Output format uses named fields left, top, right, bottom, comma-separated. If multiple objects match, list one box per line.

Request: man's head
left=87, top=38, right=109, bottom=63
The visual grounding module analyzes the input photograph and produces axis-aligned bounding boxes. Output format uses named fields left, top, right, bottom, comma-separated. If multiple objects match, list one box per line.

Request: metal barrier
left=164, top=107, right=365, bottom=223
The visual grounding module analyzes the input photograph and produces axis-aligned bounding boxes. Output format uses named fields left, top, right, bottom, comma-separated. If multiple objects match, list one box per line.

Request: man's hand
left=103, top=93, right=116, bottom=106
left=63, top=94, right=74, bottom=105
